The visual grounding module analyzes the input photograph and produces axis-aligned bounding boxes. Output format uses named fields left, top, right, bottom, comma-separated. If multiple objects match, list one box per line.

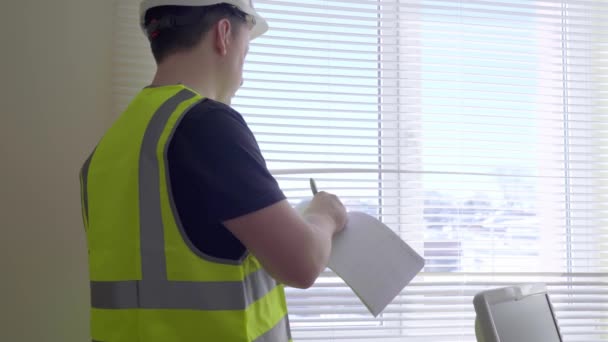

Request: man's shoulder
left=185, top=98, right=245, bottom=124
left=174, top=98, right=253, bottom=143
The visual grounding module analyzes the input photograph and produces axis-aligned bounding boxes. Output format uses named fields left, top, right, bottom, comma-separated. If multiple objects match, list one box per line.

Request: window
left=113, top=1, right=608, bottom=341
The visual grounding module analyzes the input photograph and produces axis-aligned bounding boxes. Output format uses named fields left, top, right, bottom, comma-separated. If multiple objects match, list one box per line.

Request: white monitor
left=473, top=284, right=563, bottom=342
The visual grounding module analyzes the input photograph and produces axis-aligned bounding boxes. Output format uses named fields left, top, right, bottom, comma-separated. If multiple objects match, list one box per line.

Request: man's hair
left=144, top=4, right=249, bottom=63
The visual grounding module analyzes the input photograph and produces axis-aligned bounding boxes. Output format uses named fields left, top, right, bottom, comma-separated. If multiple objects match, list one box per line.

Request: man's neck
left=151, top=56, right=230, bottom=104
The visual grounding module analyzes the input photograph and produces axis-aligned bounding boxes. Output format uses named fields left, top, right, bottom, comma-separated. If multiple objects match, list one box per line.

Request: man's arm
left=168, top=101, right=347, bottom=287
left=224, top=192, right=346, bottom=289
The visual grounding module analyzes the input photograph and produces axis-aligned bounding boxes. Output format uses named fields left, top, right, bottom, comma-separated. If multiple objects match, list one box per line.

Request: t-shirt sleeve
left=167, top=101, right=286, bottom=222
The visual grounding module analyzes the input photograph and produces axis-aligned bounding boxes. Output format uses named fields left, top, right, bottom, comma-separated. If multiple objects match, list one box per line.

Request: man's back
left=81, top=85, right=291, bottom=342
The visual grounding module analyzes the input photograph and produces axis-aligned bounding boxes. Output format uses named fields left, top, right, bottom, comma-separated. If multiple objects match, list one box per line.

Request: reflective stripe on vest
left=255, top=315, right=291, bottom=342
left=82, top=87, right=290, bottom=341
left=90, top=267, right=276, bottom=310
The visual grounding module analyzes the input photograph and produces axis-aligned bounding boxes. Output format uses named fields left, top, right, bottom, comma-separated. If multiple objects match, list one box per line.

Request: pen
left=309, top=178, right=318, bottom=195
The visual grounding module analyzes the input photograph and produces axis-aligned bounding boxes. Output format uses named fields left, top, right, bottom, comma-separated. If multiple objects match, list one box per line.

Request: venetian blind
left=112, top=1, right=608, bottom=341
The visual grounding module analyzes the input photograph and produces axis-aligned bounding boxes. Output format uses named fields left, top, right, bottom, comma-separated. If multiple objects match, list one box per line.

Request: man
left=79, top=1, right=347, bottom=341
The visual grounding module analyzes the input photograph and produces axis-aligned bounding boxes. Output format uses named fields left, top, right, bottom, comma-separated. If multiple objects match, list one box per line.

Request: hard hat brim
left=140, top=0, right=268, bottom=40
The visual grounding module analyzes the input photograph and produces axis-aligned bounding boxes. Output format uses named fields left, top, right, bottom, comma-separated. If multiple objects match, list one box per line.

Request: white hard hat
left=140, top=0, right=268, bottom=40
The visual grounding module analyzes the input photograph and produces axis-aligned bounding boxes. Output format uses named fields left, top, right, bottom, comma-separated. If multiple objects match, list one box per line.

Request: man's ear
left=215, top=18, right=232, bottom=56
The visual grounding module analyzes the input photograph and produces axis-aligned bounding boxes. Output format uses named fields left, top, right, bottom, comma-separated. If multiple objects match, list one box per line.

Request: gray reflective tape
left=162, top=99, right=246, bottom=266
left=80, top=149, right=95, bottom=224
left=241, top=268, right=278, bottom=308
left=286, top=314, right=292, bottom=340
left=90, top=281, right=139, bottom=309
left=91, top=268, right=277, bottom=310
left=139, top=89, right=196, bottom=281
left=253, top=315, right=290, bottom=342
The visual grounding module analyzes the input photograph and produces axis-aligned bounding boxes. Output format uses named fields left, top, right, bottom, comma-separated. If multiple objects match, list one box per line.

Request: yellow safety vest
left=80, top=85, right=291, bottom=342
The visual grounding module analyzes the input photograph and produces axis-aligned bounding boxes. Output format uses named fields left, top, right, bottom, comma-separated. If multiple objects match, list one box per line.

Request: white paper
left=327, top=211, right=425, bottom=317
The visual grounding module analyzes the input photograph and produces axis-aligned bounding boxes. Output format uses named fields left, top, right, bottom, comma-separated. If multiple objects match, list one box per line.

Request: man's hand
left=302, top=191, right=347, bottom=235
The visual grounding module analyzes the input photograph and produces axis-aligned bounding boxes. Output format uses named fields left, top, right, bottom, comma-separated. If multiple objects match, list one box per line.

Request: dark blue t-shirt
left=167, top=99, right=285, bottom=261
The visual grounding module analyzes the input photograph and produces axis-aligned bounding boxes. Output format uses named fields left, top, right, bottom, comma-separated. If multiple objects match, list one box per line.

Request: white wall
left=0, top=1, right=114, bottom=341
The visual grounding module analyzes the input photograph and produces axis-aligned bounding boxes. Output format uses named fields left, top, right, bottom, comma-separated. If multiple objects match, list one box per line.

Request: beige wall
left=0, top=1, right=114, bottom=341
